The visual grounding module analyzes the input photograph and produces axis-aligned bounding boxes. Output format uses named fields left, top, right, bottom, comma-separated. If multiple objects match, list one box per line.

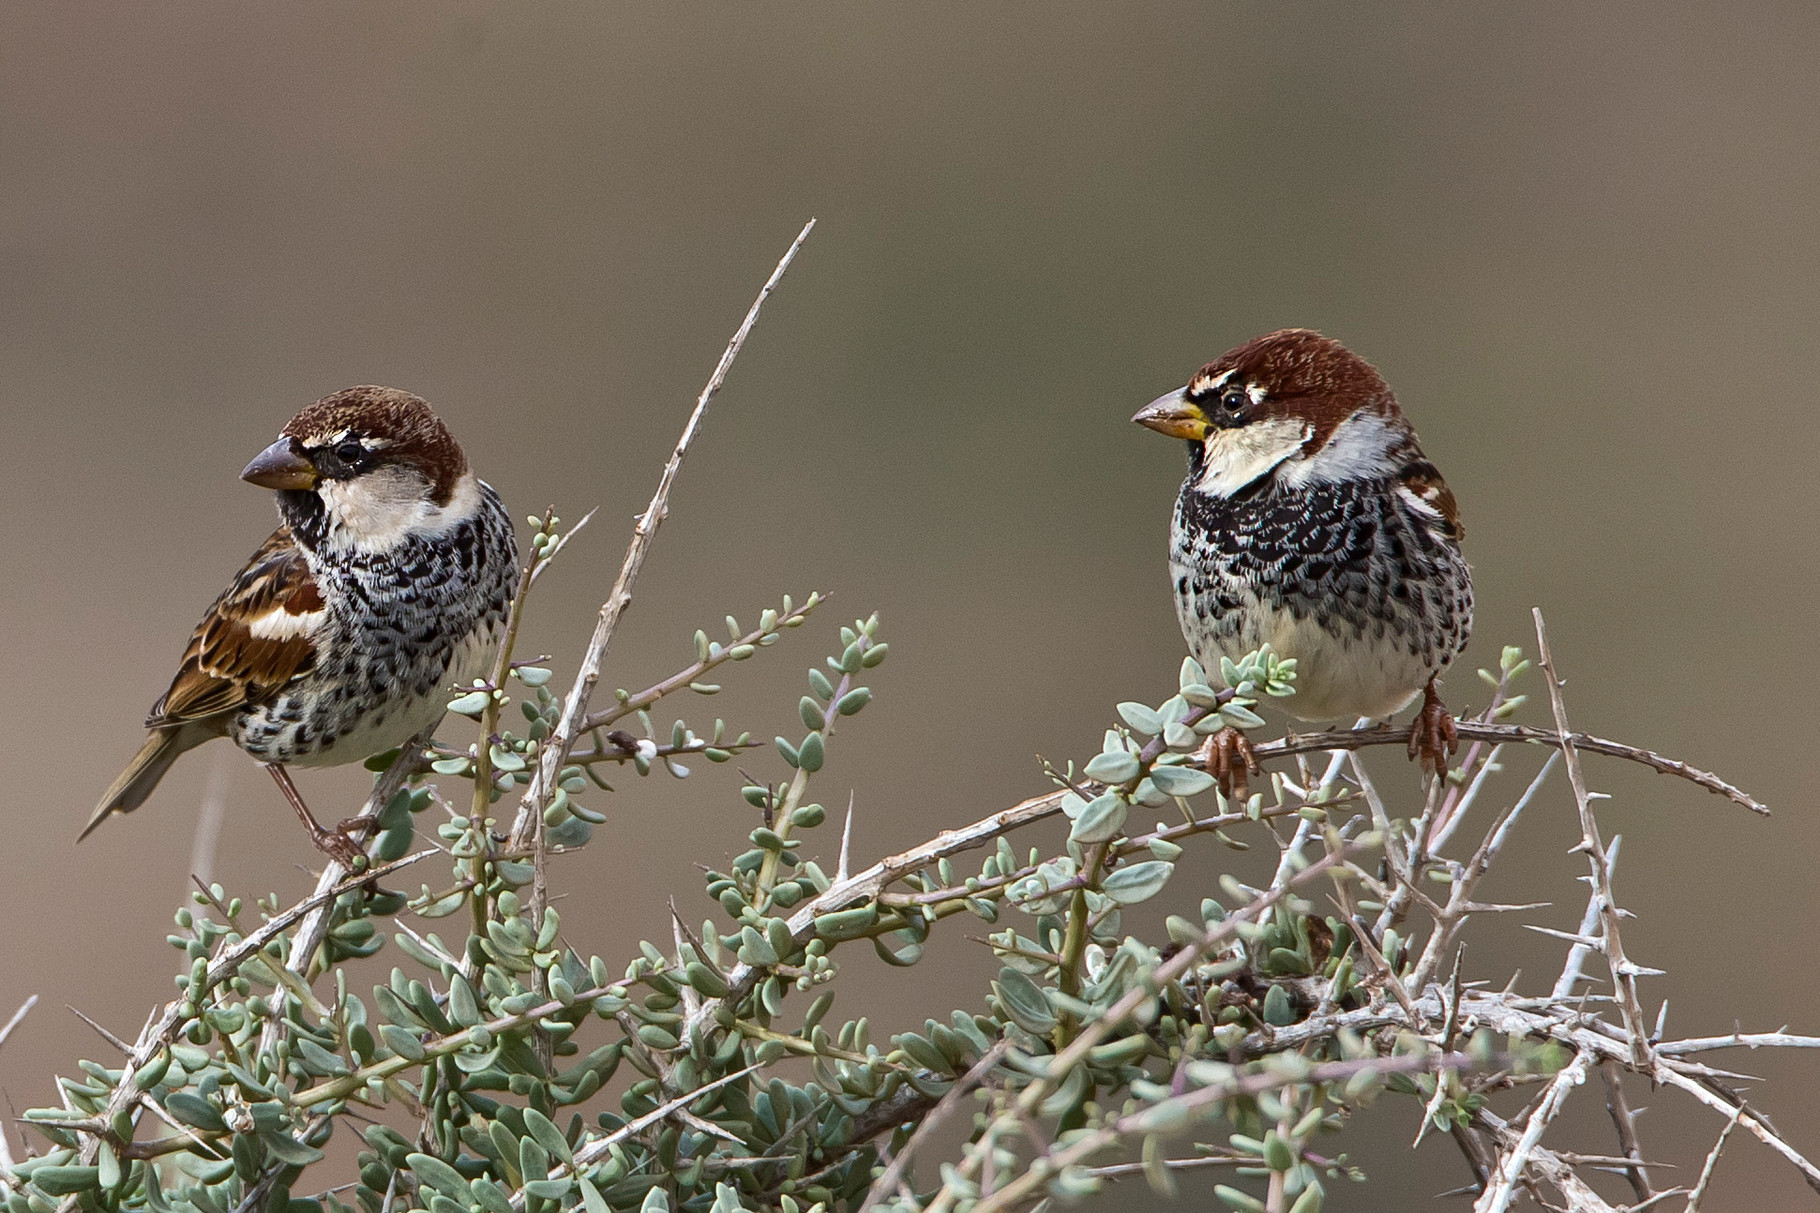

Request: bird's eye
left=1219, top=386, right=1249, bottom=415
left=334, top=440, right=365, bottom=463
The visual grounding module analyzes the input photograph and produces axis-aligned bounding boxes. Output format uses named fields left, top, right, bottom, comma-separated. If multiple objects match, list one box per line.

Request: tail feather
left=80, top=729, right=206, bottom=842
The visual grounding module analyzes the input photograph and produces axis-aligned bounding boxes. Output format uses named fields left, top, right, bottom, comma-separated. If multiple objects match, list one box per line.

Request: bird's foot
left=266, top=763, right=373, bottom=872
left=1407, top=679, right=1459, bottom=777
left=306, top=820, right=372, bottom=872
left=1195, top=726, right=1261, bottom=802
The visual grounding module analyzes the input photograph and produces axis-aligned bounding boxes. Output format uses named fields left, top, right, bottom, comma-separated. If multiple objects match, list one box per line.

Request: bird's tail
left=80, top=729, right=201, bottom=842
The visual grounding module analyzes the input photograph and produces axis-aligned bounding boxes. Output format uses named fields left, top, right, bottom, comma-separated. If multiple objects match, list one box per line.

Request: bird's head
left=240, top=386, right=480, bottom=551
left=1133, top=329, right=1416, bottom=498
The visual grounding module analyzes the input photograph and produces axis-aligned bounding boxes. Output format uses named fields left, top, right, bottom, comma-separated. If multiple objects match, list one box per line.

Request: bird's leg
left=1407, top=679, right=1459, bottom=777
left=265, top=764, right=371, bottom=870
left=1194, top=726, right=1261, bottom=802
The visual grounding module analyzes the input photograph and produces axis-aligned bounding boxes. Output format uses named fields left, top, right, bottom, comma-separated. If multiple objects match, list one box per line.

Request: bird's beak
left=1132, top=389, right=1213, bottom=441
left=241, top=439, right=318, bottom=491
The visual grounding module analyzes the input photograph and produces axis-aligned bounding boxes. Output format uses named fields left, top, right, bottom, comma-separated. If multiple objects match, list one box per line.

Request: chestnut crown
left=277, top=386, right=470, bottom=506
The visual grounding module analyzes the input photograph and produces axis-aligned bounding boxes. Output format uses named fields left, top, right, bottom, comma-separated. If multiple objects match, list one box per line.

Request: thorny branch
left=508, top=218, right=815, bottom=855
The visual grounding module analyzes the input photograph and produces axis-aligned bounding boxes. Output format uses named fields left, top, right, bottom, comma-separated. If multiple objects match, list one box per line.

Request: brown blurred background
left=4, top=2, right=1818, bottom=1207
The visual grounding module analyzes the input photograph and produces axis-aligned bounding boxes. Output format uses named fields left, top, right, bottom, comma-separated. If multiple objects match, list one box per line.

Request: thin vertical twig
left=0, top=995, right=37, bottom=1173
left=509, top=218, right=816, bottom=853
left=1684, top=1109, right=1743, bottom=1212
left=858, top=1042, right=1009, bottom=1213
left=1600, top=1060, right=1653, bottom=1204
left=1533, top=608, right=1651, bottom=1067
left=1475, top=1050, right=1590, bottom=1213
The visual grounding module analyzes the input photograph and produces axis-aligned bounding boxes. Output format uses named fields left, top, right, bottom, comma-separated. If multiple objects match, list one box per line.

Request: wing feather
left=147, top=529, right=323, bottom=727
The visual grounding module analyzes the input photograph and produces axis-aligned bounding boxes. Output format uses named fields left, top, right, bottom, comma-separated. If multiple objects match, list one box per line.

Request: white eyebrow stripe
left=1189, top=366, right=1238, bottom=395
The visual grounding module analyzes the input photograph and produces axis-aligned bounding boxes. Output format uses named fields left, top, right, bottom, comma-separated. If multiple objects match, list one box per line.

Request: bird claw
left=309, top=819, right=373, bottom=872
left=1407, top=680, right=1459, bottom=777
left=1196, top=726, right=1261, bottom=802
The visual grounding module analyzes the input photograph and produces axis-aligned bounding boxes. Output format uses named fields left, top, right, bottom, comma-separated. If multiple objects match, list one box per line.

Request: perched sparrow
left=83, top=387, right=518, bottom=863
left=1133, top=330, right=1473, bottom=794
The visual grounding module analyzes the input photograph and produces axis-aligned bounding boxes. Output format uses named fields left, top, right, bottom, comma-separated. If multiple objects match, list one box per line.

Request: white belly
left=290, top=625, right=500, bottom=767
left=1177, top=577, right=1434, bottom=723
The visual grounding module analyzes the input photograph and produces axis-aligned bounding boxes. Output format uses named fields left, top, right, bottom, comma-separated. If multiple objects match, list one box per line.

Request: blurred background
left=4, top=2, right=1818, bottom=1206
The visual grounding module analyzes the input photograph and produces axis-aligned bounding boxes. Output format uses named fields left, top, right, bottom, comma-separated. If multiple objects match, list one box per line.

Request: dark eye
left=334, top=440, right=365, bottom=463
left=1219, top=386, right=1249, bottom=415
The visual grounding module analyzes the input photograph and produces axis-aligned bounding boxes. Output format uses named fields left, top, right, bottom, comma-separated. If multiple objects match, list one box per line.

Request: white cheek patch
left=1195, top=417, right=1311, bottom=497
left=317, top=469, right=484, bottom=552
left=1277, top=411, right=1404, bottom=489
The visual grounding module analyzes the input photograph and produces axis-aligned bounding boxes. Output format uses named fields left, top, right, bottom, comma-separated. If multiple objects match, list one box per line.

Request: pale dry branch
left=1475, top=1049, right=1590, bottom=1213
left=1684, top=1108, right=1743, bottom=1213
left=510, top=219, right=815, bottom=854
left=857, top=1042, right=1010, bottom=1213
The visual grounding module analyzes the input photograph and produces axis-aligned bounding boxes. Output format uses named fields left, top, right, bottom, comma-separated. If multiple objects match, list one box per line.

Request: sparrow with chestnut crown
left=84, top=386, right=519, bottom=865
left=1134, top=329, right=1473, bottom=796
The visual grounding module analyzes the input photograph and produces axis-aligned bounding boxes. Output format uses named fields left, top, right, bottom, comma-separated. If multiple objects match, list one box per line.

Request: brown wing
left=148, top=528, right=324, bottom=727
left=1398, top=462, right=1464, bottom=543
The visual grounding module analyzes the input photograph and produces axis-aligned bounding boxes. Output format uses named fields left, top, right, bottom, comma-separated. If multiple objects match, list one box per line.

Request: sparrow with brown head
left=84, top=386, right=519, bottom=865
left=1134, top=329, right=1473, bottom=797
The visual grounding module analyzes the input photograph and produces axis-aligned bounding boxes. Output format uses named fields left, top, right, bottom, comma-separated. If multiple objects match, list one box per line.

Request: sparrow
left=1133, top=329, right=1473, bottom=795
left=82, top=386, right=519, bottom=864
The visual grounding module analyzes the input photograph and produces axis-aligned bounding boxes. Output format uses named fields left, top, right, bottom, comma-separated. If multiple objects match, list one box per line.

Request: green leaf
left=406, top=1153, right=470, bottom=1200
left=799, top=697, right=827, bottom=731
left=797, top=733, right=825, bottom=773
left=1149, top=765, right=1215, bottom=797
left=1180, top=681, right=1221, bottom=707
left=813, top=905, right=879, bottom=941
left=1083, top=750, right=1140, bottom=783
left=1068, top=794, right=1128, bottom=845
left=523, top=1108, right=574, bottom=1165
left=1214, top=1184, right=1269, bottom=1213
left=994, top=967, right=1057, bottom=1034
left=1262, top=983, right=1295, bottom=1026
left=738, top=926, right=779, bottom=967
left=447, top=690, right=492, bottom=718
left=30, top=1166, right=100, bottom=1196
left=259, top=1131, right=324, bottom=1166
left=1116, top=702, right=1162, bottom=735
left=1218, top=702, right=1267, bottom=729
left=163, top=1091, right=226, bottom=1133
left=1102, top=861, right=1174, bottom=905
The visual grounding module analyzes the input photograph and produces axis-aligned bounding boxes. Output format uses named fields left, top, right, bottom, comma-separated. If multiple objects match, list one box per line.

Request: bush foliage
left=5, top=231, right=1802, bottom=1213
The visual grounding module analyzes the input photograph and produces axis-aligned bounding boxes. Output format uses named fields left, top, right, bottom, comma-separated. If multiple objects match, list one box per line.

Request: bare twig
left=507, top=1065, right=761, bottom=1211
left=1600, top=1059, right=1653, bottom=1204
left=1258, top=720, right=1765, bottom=815
left=1475, top=1050, right=1590, bottom=1213
left=858, top=1042, right=1010, bottom=1213
left=1684, top=1108, right=1743, bottom=1213
left=1534, top=609, right=1651, bottom=1068
left=0, top=996, right=36, bottom=1174
left=510, top=218, right=815, bottom=853
left=0, top=998, right=36, bottom=1055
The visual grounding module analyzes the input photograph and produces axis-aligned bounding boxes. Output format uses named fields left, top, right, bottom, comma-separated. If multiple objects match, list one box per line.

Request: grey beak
left=240, top=438, right=318, bottom=491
